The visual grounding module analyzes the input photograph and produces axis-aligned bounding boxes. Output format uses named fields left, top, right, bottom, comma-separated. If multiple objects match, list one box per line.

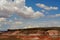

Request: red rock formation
left=0, top=27, right=60, bottom=40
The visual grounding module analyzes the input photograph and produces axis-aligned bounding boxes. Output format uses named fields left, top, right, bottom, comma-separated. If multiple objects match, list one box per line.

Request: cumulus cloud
left=48, top=14, right=60, bottom=18
left=0, top=0, right=60, bottom=30
left=36, top=3, right=58, bottom=10
left=0, top=0, right=44, bottom=18
left=0, top=0, right=25, bottom=18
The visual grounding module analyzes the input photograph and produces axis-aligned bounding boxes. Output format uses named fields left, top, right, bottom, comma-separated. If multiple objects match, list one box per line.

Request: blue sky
left=0, top=0, right=60, bottom=30
left=26, top=0, right=60, bottom=14
left=26, top=0, right=60, bottom=20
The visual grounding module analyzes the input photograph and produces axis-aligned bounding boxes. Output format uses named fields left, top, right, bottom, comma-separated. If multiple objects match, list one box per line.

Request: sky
left=0, top=0, right=60, bottom=30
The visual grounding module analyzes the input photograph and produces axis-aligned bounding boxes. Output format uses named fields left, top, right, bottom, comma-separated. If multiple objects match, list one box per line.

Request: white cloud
left=24, top=25, right=33, bottom=28
left=0, top=19, right=23, bottom=29
left=32, top=11, right=44, bottom=18
left=0, top=0, right=44, bottom=18
left=41, top=10, right=45, bottom=12
left=0, top=0, right=60, bottom=30
left=9, top=21, right=23, bottom=29
left=36, top=3, right=58, bottom=10
left=0, top=18, right=6, bottom=22
left=24, top=20, right=60, bottom=28
left=0, top=0, right=25, bottom=18
left=0, top=18, right=60, bottom=30
left=56, top=14, right=60, bottom=17
left=14, top=21, right=23, bottom=25
left=41, top=21, right=58, bottom=27
left=48, top=14, right=60, bottom=18
left=24, top=25, right=40, bottom=29
left=16, top=6, right=44, bottom=18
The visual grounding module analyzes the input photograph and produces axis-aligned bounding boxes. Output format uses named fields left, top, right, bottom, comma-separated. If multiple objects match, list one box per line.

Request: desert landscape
left=0, top=0, right=60, bottom=40
left=0, top=27, right=60, bottom=40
